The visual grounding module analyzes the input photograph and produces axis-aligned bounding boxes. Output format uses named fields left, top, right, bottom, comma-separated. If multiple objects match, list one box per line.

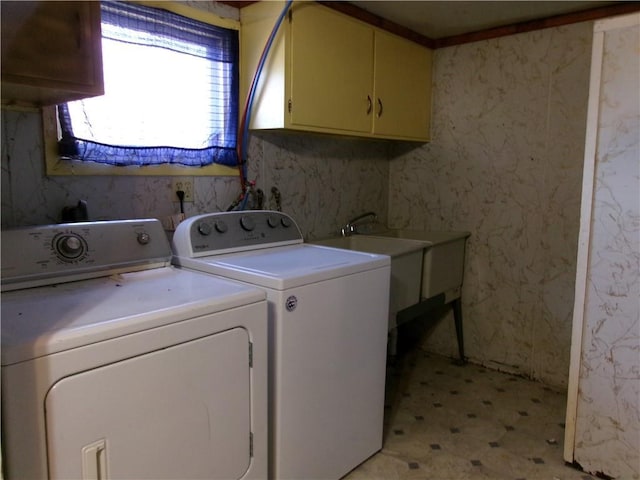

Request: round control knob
left=240, top=216, right=255, bottom=231
left=57, top=235, right=84, bottom=259
left=267, top=216, right=279, bottom=228
left=198, top=222, right=212, bottom=236
left=137, top=232, right=151, bottom=245
left=214, top=220, right=228, bottom=234
left=281, top=216, right=292, bottom=228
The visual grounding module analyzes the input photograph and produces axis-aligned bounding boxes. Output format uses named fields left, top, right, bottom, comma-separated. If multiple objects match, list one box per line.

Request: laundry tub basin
left=377, top=230, right=470, bottom=301
left=311, top=235, right=428, bottom=314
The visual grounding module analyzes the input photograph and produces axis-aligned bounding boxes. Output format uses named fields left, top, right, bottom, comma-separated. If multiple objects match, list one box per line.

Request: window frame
left=44, top=1, right=241, bottom=177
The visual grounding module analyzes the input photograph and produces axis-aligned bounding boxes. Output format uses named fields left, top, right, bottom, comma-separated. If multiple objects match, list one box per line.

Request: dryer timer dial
left=54, top=234, right=86, bottom=260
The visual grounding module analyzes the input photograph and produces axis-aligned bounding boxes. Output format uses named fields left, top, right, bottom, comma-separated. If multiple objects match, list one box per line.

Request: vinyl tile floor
left=343, top=349, right=595, bottom=480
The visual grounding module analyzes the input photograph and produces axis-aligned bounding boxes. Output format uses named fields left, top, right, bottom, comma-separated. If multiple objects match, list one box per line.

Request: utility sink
left=312, top=235, right=428, bottom=317
left=314, top=235, right=428, bottom=258
left=377, top=230, right=471, bottom=301
left=313, top=231, right=470, bottom=360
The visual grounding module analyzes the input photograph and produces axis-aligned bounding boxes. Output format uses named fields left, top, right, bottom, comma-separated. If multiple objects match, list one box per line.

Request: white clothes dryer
left=172, top=211, right=391, bottom=480
left=1, top=219, right=268, bottom=480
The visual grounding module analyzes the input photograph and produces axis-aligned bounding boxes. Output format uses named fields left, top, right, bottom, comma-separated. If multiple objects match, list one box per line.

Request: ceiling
left=347, top=1, right=616, bottom=39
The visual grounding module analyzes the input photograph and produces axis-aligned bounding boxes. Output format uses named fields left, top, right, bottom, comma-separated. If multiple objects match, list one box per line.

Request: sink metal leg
left=396, top=293, right=467, bottom=365
left=452, top=298, right=466, bottom=364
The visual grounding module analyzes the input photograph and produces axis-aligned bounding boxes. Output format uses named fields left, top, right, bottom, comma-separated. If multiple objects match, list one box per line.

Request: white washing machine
left=1, top=219, right=268, bottom=480
left=172, top=211, right=391, bottom=480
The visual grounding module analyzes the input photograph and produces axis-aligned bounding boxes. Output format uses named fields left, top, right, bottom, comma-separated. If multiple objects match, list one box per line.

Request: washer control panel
left=1, top=219, right=171, bottom=290
left=172, top=211, right=303, bottom=257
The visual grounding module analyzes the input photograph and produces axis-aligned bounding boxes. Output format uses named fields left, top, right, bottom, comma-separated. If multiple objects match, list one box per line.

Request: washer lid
left=1, top=267, right=265, bottom=365
left=174, top=244, right=390, bottom=290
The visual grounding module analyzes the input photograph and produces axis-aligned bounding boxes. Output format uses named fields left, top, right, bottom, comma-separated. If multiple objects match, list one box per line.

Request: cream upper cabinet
left=288, top=2, right=373, bottom=134
left=373, top=31, right=432, bottom=140
left=240, top=1, right=432, bottom=141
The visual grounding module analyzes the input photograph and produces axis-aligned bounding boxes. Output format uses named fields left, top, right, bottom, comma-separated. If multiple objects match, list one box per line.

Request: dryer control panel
left=172, top=211, right=303, bottom=257
left=1, top=219, right=171, bottom=290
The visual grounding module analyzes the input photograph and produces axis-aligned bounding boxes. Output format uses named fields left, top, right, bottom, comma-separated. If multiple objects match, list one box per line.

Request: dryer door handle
left=82, top=439, right=108, bottom=480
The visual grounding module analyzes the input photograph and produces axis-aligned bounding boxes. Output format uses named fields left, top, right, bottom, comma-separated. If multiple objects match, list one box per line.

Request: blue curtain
left=58, top=1, right=239, bottom=167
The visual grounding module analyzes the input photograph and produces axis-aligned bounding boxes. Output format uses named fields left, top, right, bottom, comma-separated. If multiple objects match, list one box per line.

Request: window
left=46, top=1, right=240, bottom=176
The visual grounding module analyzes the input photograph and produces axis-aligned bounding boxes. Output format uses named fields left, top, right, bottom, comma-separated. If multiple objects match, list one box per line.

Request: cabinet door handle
left=377, top=98, right=383, bottom=118
left=366, top=95, right=372, bottom=115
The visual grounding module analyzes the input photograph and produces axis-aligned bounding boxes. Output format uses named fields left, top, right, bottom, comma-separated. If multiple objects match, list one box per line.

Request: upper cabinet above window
left=1, top=1, right=104, bottom=107
left=240, top=1, right=433, bottom=142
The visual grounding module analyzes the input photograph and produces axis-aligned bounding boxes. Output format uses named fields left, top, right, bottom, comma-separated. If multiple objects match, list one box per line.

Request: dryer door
left=45, top=327, right=252, bottom=479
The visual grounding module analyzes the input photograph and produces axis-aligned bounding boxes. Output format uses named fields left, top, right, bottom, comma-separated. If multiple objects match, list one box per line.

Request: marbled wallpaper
left=388, top=22, right=594, bottom=388
left=0, top=110, right=390, bottom=239
left=573, top=16, right=640, bottom=479
left=250, top=133, right=391, bottom=239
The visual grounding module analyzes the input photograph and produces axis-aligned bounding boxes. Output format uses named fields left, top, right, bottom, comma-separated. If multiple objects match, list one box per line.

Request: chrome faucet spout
left=348, top=212, right=377, bottom=225
left=340, top=211, right=377, bottom=236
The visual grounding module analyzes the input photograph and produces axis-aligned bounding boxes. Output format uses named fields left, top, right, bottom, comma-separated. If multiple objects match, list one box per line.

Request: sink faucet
left=340, top=212, right=377, bottom=236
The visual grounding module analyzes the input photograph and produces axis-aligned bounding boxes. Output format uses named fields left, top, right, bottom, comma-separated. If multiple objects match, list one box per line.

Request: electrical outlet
left=171, top=177, right=194, bottom=202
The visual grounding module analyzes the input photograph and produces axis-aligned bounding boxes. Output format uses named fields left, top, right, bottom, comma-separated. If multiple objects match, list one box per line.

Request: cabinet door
left=1, top=1, right=103, bottom=106
left=373, top=31, right=432, bottom=140
left=289, top=3, right=373, bottom=133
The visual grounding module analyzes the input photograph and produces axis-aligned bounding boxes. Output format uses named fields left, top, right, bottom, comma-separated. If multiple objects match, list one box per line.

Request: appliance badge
left=285, top=295, right=298, bottom=312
